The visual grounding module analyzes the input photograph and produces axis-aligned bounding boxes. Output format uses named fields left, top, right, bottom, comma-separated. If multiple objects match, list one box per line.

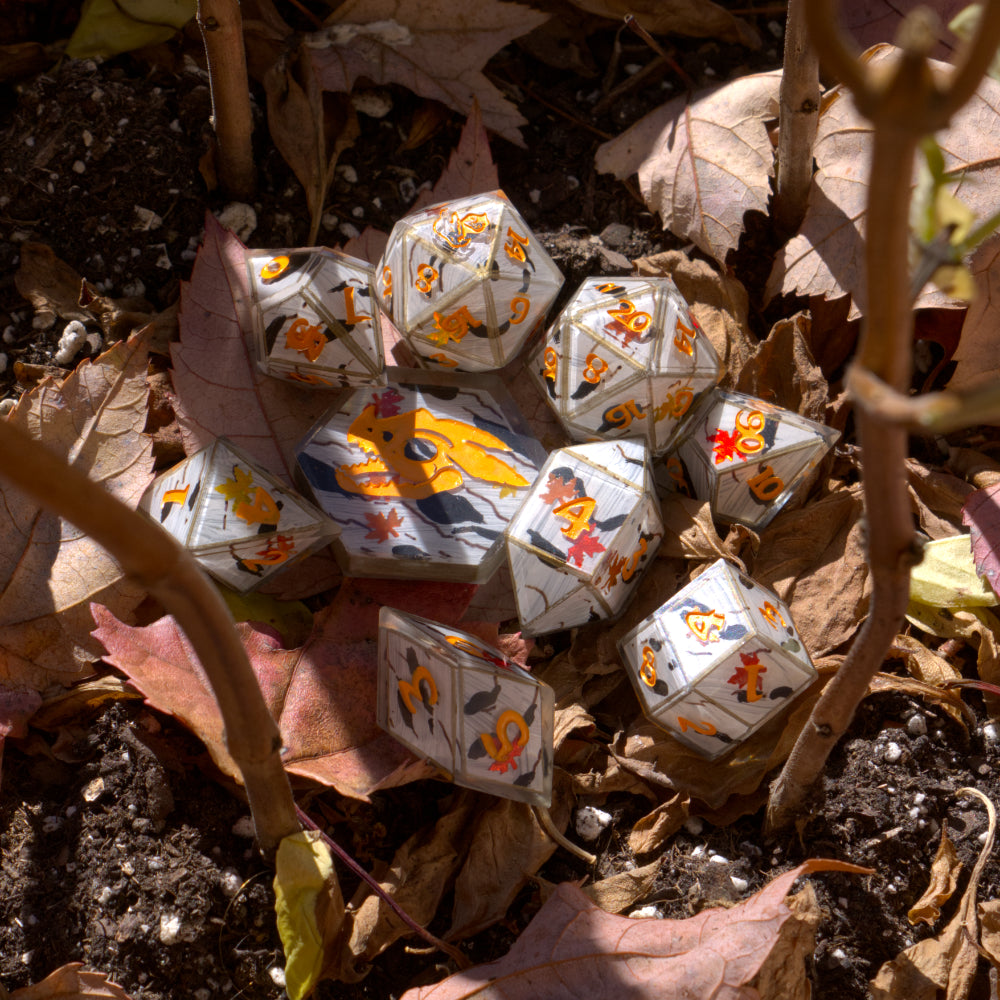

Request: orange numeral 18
left=552, top=496, right=597, bottom=539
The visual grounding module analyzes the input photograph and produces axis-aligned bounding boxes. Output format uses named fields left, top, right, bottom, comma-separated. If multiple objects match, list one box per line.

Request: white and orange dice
left=139, top=438, right=339, bottom=591
left=505, top=439, right=663, bottom=634
left=528, top=276, right=722, bottom=455
left=377, top=608, right=554, bottom=806
left=244, top=247, right=386, bottom=388
left=618, top=559, right=816, bottom=758
left=374, top=191, right=563, bottom=371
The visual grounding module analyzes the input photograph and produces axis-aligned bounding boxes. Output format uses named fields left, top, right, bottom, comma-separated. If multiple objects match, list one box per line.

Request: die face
left=296, top=374, right=547, bottom=582
left=673, top=389, right=839, bottom=528
left=245, top=248, right=385, bottom=389
left=377, top=608, right=553, bottom=805
left=530, top=277, right=722, bottom=455
left=505, top=440, right=664, bottom=634
left=618, top=559, right=818, bottom=758
left=375, top=191, right=563, bottom=372
left=139, top=439, right=339, bottom=592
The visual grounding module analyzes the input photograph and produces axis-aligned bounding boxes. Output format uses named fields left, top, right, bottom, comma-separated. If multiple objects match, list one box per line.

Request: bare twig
left=0, top=419, right=298, bottom=852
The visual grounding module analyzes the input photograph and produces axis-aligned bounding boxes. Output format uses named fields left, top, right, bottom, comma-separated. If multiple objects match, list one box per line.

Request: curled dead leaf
left=907, top=826, right=960, bottom=927
left=582, top=859, right=661, bottom=915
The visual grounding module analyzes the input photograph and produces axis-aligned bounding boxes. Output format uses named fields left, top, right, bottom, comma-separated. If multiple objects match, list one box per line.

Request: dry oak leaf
left=92, top=577, right=475, bottom=799
left=305, top=0, right=548, bottom=147
left=962, top=480, right=1000, bottom=596
left=10, top=962, right=133, bottom=999
left=949, top=233, right=1000, bottom=391
left=402, top=860, right=870, bottom=1000
left=595, top=70, right=780, bottom=267
left=0, top=330, right=153, bottom=692
left=840, top=0, right=965, bottom=61
left=907, top=825, right=960, bottom=927
left=564, top=0, right=759, bottom=47
left=767, top=44, right=1000, bottom=319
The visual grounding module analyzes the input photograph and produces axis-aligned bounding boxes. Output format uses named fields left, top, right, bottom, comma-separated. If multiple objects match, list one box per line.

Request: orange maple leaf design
left=567, top=528, right=605, bottom=567
left=539, top=473, right=578, bottom=506
left=364, top=509, right=404, bottom=542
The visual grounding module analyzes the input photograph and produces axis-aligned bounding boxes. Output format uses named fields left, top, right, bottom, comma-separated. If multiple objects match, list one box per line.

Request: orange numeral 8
left=543, top=346, right=558, bottom=381
left=640, top=646, right=657, bottom=687
left=414, top=263, right=438, bottom=294
left=381, top=265, right=393, bottom=299
left=583, top=353, right=608, bottom=383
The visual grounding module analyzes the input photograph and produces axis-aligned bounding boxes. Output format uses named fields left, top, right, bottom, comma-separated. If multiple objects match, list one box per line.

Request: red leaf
left=566, top=528, right=605, bottom=567
left=962, top=481, right=1000, bottom=595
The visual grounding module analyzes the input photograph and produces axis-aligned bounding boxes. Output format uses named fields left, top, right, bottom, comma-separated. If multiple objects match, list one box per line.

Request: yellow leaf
left=66, top=0, right=195, bottom=59
left=910, top=535, right=997, bottom=608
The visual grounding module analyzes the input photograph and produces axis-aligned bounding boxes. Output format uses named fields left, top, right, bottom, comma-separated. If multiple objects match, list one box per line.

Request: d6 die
left=295, top=372, right=547, bottom=583
left=505, top=440, right=664, bottom=634
left=528, top=276, right=722, bottom=455
left=244, top=247, right=385, bottom=388
left=618, top=559, right=816, bottom=758
left=377, top=608, right=554, bottom=805
left=668, top=388, right=839, bottom=529
left=375, top=190, right=563, bottom=372
left=139, top=438, right=339, bottom=592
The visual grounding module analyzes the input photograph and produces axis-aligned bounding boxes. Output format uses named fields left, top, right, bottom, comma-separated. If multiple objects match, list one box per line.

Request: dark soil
left=3, top=4, right=1000, bottom=999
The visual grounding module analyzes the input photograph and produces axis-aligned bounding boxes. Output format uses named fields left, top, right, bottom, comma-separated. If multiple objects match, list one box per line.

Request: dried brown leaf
left=950, top=233, right=1000, bottom=391
left=566, top=0, right=759, bottom=45
left=10, top=962, right=133, bottom=999
left=582, top=859, right=661, bottom=914
left=750, top=883, right=821, bottom=1000
left=629, top=793, right=690, bottom=855
left=908, top=458, right=975, bottom=541
left=14, top=243, right=94, bottom=327
left=868, top=672, right=970, bottom=730
left=978, top=898, right=1000, bottom=966
left=908, top=826, right=961, bottom=927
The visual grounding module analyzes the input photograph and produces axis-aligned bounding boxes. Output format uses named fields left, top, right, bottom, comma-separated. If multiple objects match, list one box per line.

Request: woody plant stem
left=0, top=419, right=298, bottom=853
left=766, top=0, right=1000, bottom=832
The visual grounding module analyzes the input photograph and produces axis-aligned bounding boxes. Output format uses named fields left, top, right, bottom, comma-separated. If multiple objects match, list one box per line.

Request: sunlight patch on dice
left=668, top=388, right=840, bottom=529
left=528, top=276, right=722, bottom=455
left=138, top=438, right=339, bottom=592
left=244, top=247, right=386, bottom=388
left=375, top=190, right=563, bottom=372
left=377, top=608, right=554, bottom=806
left=505, top=439, right=664, bottom=634
left=618, top=559, right=817, bottom=759
left=295, top=373, right=547, bottom=582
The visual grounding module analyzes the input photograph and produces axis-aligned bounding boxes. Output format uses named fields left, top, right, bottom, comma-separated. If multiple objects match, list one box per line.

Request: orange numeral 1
left=760, top=601, right=786, bottom=629
left=428, top=352, right=459, bottom=367
left=608, top=299, right=651, bottom=333
left=640, top=646, right=657, bottom=687
left=480, top=709, right=530, bottom=774
left=509, top=296, right=530, bottom=324
left=161, top=485, right=189, bottom=508
left=398, top=665, right=438, bottom=715
left=234, top=487, right=281, bottom=526
left=343, top=286, right=371, bottom=325
left=504, top=226, right=529, bottom=263
left=747, top=465, right=784, bottom=501
left=677, top=716, right=717, bottom=736
left=552, top=496, right=597, bottom=539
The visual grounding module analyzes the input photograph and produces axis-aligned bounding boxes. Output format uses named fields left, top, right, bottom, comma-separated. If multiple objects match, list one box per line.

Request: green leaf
left=66, top=0, right=196, bottom=60
left=274, top=830, right=336, bottom=1000
left=220, top=586, right=314, bottom=648
left=910, top=535, right=998, bottom=608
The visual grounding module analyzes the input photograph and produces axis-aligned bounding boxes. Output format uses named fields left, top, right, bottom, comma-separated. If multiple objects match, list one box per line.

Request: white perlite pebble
left=159, top=913, right=183, bottom=945
left=575, top=806, right=613, bottom=841
left=690, top=844, right=706, bottom=859
left=133, top=205, right=163, bottom=231
left=629, top=905, right=660, bottom=919
left=232, top=816, right=256, bottom=839
left=907, top=714, right=928, bottom=736
left=730, top=876, right=749, bottom=892
left=72, top=160, right=86, bottom=174
left=884, top=742, right=903, bottom=763
left=219, top=869, right=242, bottom=897
left=351, top=90, right=393, bottom=118
left=709, top=854, right=728, bottom=865
left=983, top=722, right=999, bottom=741
left=269, top=966, right=286, bottom=987
left=529, top=189, right=541, bottom=204
left=54, top=321, right=88, bottom=365
left=216, top=202, right=257, bottom=241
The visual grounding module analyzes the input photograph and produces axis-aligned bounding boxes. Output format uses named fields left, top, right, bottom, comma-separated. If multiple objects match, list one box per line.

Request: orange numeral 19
left=552, top=496, right=597, bottom=539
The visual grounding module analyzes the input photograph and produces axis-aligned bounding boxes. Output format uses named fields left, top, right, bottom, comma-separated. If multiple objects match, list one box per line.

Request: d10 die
left=375, top=190, right=563, bottom=372
left=668, top=388, right=839, bottom=529
left=139, top=438, right=339, bottom=592
left=295, top=372, right=547, bottom=583
left=618, top=559, right=816, bottom=758
left=505, top=440, right=664, bottom=634
left=527, top=276, right=722, bottom=455
left=377, top=607, right=554, bottom=805
left=244, top=247, right=385, bottom=388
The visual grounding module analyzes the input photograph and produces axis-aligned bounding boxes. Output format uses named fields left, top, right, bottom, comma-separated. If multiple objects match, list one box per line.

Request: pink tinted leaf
left=962, top=481, right=1000, bottom=595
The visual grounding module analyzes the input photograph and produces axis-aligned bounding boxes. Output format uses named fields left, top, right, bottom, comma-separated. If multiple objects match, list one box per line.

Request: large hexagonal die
left=374, top=190, right=564, bottom=372
left=527, top=276, right=722, bottom=455
left=244, top=247, right=386, bottom=388
left=618, top=559, right=816, bottom=758
left=377, top=607, right=554, bottom=805
left=505, top=440, right=664, bottom=634
left=669, top=388, right=840, bottom=529
left=295, top=373, right=547, bottom=582
left=138, top=438, right=339, bottom=592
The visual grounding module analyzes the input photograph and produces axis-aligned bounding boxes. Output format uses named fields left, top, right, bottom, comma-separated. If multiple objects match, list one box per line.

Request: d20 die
left=505, top=440, right=664, bottom=634
left=377, top=607, right=554, bottom=805
left=244, top=247, right=385, bottom=388
left=374, top=190, right=563, bottom=372
left=139, top=438, right=339, bottom=592
left=527, top=276, right=722, bottom=455
left=618, top=558, right=816, bottom=759
left=295, top=372, right=547, bottom=583
left=669, top=388, right=839, bottom=529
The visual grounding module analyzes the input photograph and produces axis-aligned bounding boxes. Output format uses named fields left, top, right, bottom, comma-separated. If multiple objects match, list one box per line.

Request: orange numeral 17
left=504, top=226, right=529, bottom=263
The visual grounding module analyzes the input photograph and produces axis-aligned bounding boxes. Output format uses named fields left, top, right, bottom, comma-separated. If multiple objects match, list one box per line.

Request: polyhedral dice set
left=138, top=189, right=839, bottom=772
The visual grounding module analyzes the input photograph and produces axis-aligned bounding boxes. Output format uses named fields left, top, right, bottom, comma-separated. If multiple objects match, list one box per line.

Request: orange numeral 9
left=509, top=296, right=530, bottom=324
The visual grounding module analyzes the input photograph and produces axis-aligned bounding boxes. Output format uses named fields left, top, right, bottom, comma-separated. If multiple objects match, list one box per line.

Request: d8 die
left=374, top=190, right=563, bottom=371
left=527, top=276, right=722, bottom=455
left=618, top=559, right=816, bottom=758
left=139, top=438, right=339, bottom=592
left=505, top=440, right=664, bottom=634
left=244, top=247, right=385, bottom=388
left=377, top=607, right=554, bottom=805
left=668, top=388, right=839, bottom=529
left=295, top=372, right=547, bottom=583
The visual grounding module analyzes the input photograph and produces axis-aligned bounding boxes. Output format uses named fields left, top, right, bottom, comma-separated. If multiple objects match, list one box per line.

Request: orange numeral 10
left=398, top=665, right=438, bottom=715
left=504, top=226, right=529, bottom=263
left=552, top=496, right=597, bottom=539
left=677, top=716, right=717, bottom=736
left=747, top=465, right=784, bottom=501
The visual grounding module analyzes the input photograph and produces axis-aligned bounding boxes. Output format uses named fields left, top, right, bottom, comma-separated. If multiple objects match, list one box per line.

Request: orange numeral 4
left=552, top=496, right=597, bottom=539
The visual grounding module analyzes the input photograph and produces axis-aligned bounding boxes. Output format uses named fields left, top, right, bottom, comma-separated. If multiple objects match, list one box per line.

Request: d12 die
left=505, top=440, right=664, bottom=634
left=618, top=559, right=816, bottom=758
left=377, top=607, right=554, bottom=805
left=138, top=438, right=339, bottom=592
left=295, top=372, right=547, bottom=583
left=668, top=388, right=839, bottom=529
left=527, top=276, right=722, bottom=455
left=244, top=247, right=386, bottom=388
left=374, top=190, right=563, bottom=372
